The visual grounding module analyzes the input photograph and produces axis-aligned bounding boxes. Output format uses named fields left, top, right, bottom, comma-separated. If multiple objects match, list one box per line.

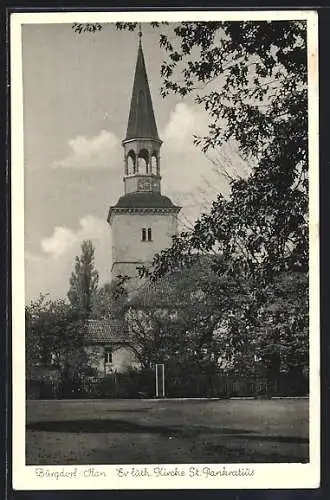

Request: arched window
left=138, top=149, right=149, bottom=174
left=151, top=153, right=158, bottom=175
left=127, top=150, right=136, bottom=175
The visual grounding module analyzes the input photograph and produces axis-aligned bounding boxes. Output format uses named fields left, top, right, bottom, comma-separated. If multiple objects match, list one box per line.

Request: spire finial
left=138, top=23, right=142, bottom=45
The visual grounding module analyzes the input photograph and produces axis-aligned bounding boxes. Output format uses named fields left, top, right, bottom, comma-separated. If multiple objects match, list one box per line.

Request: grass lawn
left=26, top=398, right=308, bottom=465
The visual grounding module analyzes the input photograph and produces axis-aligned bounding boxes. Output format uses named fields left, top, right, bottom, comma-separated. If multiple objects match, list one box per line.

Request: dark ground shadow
left=203, top=443, right=309, bottom=464
left=105, top=408, right=153, bottom=413
left=26, top=418, right=308, bottom=444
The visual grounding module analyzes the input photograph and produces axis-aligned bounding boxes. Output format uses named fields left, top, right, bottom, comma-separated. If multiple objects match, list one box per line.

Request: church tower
left=107, top=32, right=181, bottom=283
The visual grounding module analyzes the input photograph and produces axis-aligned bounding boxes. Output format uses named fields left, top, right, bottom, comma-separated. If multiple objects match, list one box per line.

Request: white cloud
left=162, top=102, right=209, bottom=152
left=160, top=103, right=225, bottom=215
left=25, top=215, right=112, bottom=302
left=40, top=215, right=109, bottom=260
left=78, top=215, right=108, bottom=239
left=52, top=130, right=119, bottom=170
left=41, top=226, right=78, bottom=258
left=160, top=103, right=251, bottom=230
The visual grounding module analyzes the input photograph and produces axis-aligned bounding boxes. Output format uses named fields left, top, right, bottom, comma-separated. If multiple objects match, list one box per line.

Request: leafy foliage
left=25, top=295, right=97, bottom=382
left=124, top=259, right=222, bottom=370
left=116, top=21, right=309, bottom=381
left=120, top=258, right=308, bottom=379
left=68, top=240, right=99, bottom=318
left=91, top=278, right=129, bottom=320
left=127, top=21, right=307, bottom=281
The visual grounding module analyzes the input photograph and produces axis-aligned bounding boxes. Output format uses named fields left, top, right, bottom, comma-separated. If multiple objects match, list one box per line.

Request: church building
left=107, top=32, right=181, bottom=286
left=84, top=32, right=181, bottom=375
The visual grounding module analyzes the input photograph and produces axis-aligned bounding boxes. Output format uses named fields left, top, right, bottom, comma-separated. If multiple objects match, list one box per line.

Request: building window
left=104, top=347, right=112, bottom=364
left=142, top=227, right=152, bottom=241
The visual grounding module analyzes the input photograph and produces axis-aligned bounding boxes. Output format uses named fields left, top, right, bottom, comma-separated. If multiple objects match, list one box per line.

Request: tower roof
left=107, top=192, right=181, bottom=223
left=114, top=192, right=176, bottom=209
left=125, top=40, right=160, bottom=141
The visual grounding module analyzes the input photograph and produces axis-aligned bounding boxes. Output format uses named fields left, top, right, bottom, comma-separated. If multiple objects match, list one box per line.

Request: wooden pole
left=155, top=364, right=159, bottom=398
left=162, top=364, right=165, bottom=398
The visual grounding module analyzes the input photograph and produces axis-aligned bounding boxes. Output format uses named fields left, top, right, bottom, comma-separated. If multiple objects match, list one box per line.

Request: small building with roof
left=82, top=319, right=140, bottom=376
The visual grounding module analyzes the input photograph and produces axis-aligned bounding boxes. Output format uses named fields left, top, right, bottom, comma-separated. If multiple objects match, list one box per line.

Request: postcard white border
left=11, top=10, right=320, bottom=490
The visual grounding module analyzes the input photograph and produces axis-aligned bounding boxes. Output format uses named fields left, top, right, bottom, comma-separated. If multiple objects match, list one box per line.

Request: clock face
left=138, top=179, right=151, bottom=192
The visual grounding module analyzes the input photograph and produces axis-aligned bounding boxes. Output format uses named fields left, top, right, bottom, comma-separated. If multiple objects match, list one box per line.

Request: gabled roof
left=124, top=42, right=160, bottom=141
left=82, top=319, right=128, bottom=344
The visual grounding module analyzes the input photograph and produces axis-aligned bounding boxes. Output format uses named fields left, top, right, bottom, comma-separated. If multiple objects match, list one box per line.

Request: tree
left=124, top=258, right=225, bottom=371
left=91, top=276, right=129, bottom=320
left=26, top=293, right=50, bottom=379
left=116, top=22, right=309, bottom=382
left=254, top=271, right=309, bottom=379
left=25, top=295, right=97, bottom=382
left=117, top=21, right=308, bottom=279
left=126, top=257, right=308, bottom=381
left=68, top=240, right=99, bottom=319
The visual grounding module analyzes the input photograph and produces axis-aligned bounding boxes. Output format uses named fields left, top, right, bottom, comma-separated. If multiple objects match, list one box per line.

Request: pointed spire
left=124, top=33, right=160, bottom=141
left=138, top=22, right=142, bottom=45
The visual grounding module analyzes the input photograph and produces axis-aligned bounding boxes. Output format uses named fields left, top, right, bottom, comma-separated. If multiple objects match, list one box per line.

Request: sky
left=22, top=22, right=247, bottom=303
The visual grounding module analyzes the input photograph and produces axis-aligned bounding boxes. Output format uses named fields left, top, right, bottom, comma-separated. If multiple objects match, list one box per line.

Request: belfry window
left=148, top=228, right=152, bottom=241
left=141, top=228, right=146, bottom=241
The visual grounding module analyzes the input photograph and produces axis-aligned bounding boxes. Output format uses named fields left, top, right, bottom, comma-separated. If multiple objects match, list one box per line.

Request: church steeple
left=124, top=33, right=160, bottom=142
left=122, top=32, right=162, bottom=195
left=107, top=30, right=181, bottom=284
